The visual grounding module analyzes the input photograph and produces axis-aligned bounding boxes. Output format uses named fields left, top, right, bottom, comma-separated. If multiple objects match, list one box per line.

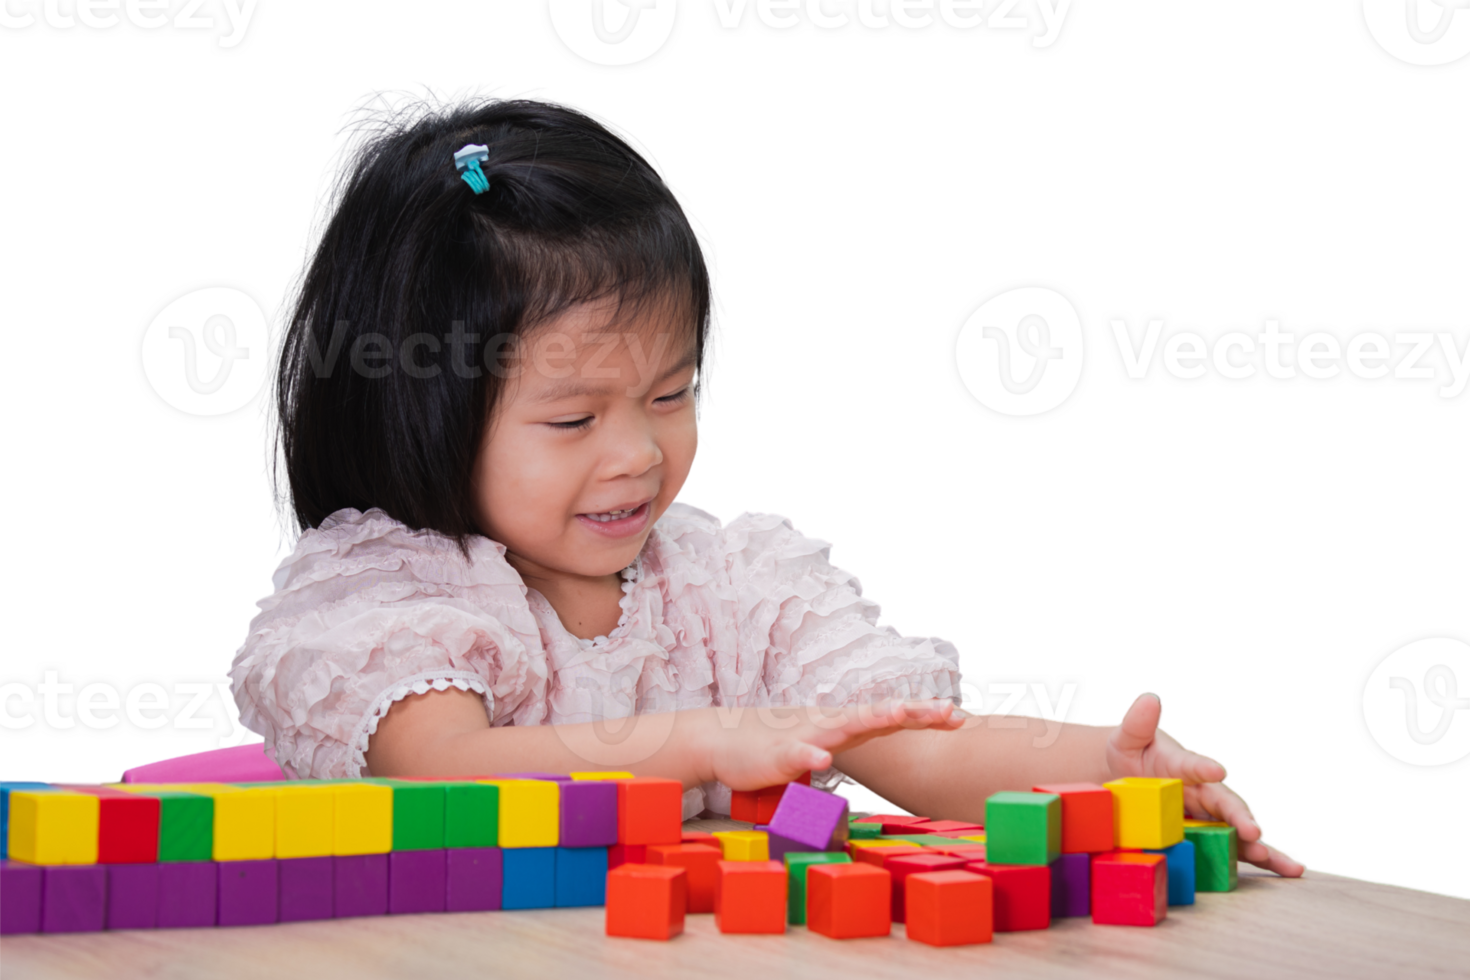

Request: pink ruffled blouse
left=230, top=503, right=961, bottom=816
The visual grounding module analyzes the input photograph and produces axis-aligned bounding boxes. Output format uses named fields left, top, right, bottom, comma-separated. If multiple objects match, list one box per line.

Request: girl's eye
left=655, top=387, right=690, bottom=405
left=548, top=417, right=593, bottom=430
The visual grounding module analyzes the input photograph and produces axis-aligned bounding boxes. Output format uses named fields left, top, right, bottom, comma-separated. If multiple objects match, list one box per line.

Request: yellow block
left=7, top=791, right=99, bottom=864
left=1183, top=818, right=1229, bottom=829
left=569, top=771, right=634, bottom=781
left=334, top=782, right=392, bottom=855
left=179, top=784, right=277, bottom=861
left=479, top=779, right=558, bottom=848
left=275, top=784, right=335, bottom=858
left=712, top=830, right=769, bottom=861
left=847, top=840, right=915, bottom=850
left=958, top=834, right=987, bottom=843
left=1105, top=777, right=1184, bottom=849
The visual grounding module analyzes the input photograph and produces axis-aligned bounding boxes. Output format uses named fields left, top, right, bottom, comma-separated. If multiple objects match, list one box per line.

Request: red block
left=852, top=844, right=923, bottom=868
left=617, top=778, right=682, bottom=845
left=1091, top=851, right=1167, bottom=926
left=965, top=861, right=1050, bottom=931
left=714, top=861, right=786, bottom=934
left=730, top=772, right=811, bottom=824
left=885, top=853, right=967, bottom=922
left=909, top=820, right=983, bottom=836
left=1034, top=782, right=1115, bottom=854
left=606, top=864, right=686, bottom=940
left=681, top=831, right=718, bottom=845
left=880, top=818, right=933, bottom=835
left=60, top=786, right=159, bottom=864
left=853, top=813, right=917, bottom=825
left=807, top=864, right=891, bottom=939
left=608, top=844, right=647, bottom=869
left=929, top=844, right=987, bottom=862
left=905, top=870, right=993, bottom=947
left=646, top=843, right=722, bottom=913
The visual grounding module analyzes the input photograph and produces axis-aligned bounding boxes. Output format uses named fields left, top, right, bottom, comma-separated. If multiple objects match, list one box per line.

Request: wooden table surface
left=4, top=819, right=1468, bottom=980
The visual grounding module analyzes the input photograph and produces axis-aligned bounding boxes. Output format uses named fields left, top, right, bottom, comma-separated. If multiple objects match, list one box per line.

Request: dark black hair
left=274, top=98, right=711, bottom=550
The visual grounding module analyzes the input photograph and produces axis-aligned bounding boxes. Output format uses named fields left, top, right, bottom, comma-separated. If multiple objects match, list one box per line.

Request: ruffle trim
left=349, top=670, right=493, bottom=775
left=571, top=559, right=644, bottom=650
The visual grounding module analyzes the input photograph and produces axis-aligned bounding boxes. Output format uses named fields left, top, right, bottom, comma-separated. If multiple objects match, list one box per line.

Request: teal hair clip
left=453, top=143, right=491, bottom=194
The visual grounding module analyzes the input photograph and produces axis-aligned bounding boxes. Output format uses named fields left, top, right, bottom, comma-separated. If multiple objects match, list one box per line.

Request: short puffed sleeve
left=229, top=508, right=549, bottom=779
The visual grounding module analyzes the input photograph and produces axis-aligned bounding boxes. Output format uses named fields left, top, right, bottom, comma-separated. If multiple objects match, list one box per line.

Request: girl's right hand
left=697, top=699, right=962, bottom=792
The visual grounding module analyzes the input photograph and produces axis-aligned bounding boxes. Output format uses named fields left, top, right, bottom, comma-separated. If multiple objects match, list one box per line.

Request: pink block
left=120, top=743, right=285, bottom=784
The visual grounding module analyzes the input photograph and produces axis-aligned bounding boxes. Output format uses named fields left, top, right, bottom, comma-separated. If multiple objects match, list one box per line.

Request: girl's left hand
left=1105, top=693, right=1305, bottom=878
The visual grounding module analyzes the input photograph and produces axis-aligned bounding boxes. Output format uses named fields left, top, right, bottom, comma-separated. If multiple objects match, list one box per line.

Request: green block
left=847, top=821, right=881, bottom=840
left=384, top=781, right=445, bottom=851
left=783, top=852, right=851, bottom=925
left=984, top=791, right=1061, bottom=866
left=1185, top=825, right=1238, bottom=892
left=444, top=782, right=498, bottom=848
left=146, top=791, right=214, bottom=862
left=884, top=834, right=962, bottom=846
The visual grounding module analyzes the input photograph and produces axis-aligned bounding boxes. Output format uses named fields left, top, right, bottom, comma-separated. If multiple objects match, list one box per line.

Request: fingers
left=1187, top=782, right=1261, bottom=842
left=780, top=738, right=831, bottom=775
left=1172, top=749, right=1228, bottom=785
left=1241, top=839, right=1306, bottom=878
left=1111, top=693, right=1162, bottom=755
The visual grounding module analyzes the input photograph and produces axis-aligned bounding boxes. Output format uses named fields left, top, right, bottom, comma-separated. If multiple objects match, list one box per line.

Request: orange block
left=905, top=870, right=993, bottom=947
left=1034, top=782, right=1114, bottom=854
left=715, top=860, right=786, bottom=934
left=852, top=842, right=923, bottom=868
left=606, top=864, right=687, bottom=940
left=681, top=831, right=718, bottom=845
left=646, top=843, right=722, bottom=913
left=807, top=864, right=892, bottom=939
left=616, top=778, right=682, bottom=846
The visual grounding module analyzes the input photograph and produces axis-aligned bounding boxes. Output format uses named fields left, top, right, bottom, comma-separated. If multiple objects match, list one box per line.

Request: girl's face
left=472, top=296, right=699, bottom=584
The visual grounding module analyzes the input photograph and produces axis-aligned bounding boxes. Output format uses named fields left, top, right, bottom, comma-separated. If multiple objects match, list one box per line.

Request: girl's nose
left=602, top=417, right=663, bottom=478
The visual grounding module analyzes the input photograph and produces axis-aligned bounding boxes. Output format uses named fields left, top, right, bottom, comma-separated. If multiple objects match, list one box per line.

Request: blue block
left=502, top=847, right=555, bottom=910
left=554, top=847, right=608, bottom=907
left=1, top=783, right=51, bottom=860
left=1146, top=839, right=1196, bottom=906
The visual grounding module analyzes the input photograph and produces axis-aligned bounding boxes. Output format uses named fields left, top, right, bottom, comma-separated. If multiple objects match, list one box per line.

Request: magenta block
left=334, top=853, right=387, bottom=918
left=559, top=781, right=618, bottom=848
left=755, top=824, right=808, bottom=863
left=279, top=856, right=333, bottom=922
left=1051, top=851, right=1091, bottom=917
left=389, top=849, right=446, bottom=914
left=106, top=863, right=160, bottom=930
left=217, top=859, right=278, bottom=926
left=157, top=861, right=217, bottom=928
left=1, top=860, right=43, bottom=934
left=41, top=865, right=106, bottom=933
left=446, top=847, right=503, bottom=912
left=767, top=783, right=848, bottom=852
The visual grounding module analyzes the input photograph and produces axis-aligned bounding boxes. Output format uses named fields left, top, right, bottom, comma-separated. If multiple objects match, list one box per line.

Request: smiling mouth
left=583, top=506, right=640, bottom=523
left=576, top=499, right=653, bottom=527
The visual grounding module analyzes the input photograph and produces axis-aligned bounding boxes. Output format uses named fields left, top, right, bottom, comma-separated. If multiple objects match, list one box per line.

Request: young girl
left=231, top=98, right=1300, bottom=878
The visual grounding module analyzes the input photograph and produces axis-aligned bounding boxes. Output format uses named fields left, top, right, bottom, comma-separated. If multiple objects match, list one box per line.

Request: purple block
left=41, top=865, right=106, bottom=933
left=754, top=825, right=809, bottom=863
left=1, top=861, right=43, bottom=934
left=766, top=783, right=849, bottom=852
left=389, top=849, right=446, bottom=914
left=157, top=861, right=217, bottom=928
left=106, top=863, right=160, bottom=930
left=559, top=781, right=618, bottom=848
left=279, top=856, right=333, bottom=922
left=446, top=847, right=503, bottom=912
left=334, top=854, right=387, bottom=918
left=1050, top=851, right=1090, bottom=917
left=217, top=859, right=278, bottom=926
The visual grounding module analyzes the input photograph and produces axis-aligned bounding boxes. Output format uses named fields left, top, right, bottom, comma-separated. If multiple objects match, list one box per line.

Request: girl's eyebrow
left=531, top=351, right=698, bottom=403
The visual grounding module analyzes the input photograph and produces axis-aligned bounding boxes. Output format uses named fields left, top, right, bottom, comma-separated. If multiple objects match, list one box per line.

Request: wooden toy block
left=389, top=848, right=448, bottom=914
left=807, top=863, right=892, bottom=939
left=1183, top=818, right=1230, bottom=829
left=446, top=847, right=503, bottom=912
left=1144, top=839, right=1196, bottom=906
left=847, top=821, right=882, bottom=840
left=561, top=780, right=619, bottom=848
left=728, top=789, right=761, bottom=823
left=569, top=771, right=634, bottom=780
left=333, top=782, right=393, bottom=855
left=605, top=864, right=686, bottom=940
left=217, top=858, right=279, bottom=926
left=333, top=853, right=388, bottom=918
left=0, top=783, right=51, bottom=861
left=481, top=779, right=558, bottom=848
left=1104, top=777, right=1184, bottom=849
left=554, top=846, right=608, bottom=907
left=647, top=842, right=722, bottom=913
left=1034, top=782, right=1115, bottom=853
left=909, top=820, right=983, bottom=836
left=784, top=851, right=852, bottom=925
left=181, top=784, right=275, bottom=862
left=1, top=860, right=43, bottom=934
left=884, top=833, right=970, bottom=847
left=7, top=790, right=99, bottom=865
left=848, top=839, right=917, bottom=857
left=275, top=783, right=335, bottom=859
left=616, top=777, right=682, bottom=846
left=731, top=772, right=813, bottom=824
left=905, top=869, right=993, bottom=947
left=1091, top=851, right=1167, bottom=926
left=501, top=846, right=555, bottom=909
left=1050, top=851, right=1090, bottom=917
left=681, top=831, right=718, bottom=844
left=929, top=843, right=988, bottom=862
left=715, top=860, right=786, bottom=934
left=608, top=843, right=646, bottom=868
left=984, top=791, right=1061, bottom=866
left=156, top=860, right=218, bottom=928
left=878, top=816, right=931, bottom=835
left=958, top=834, right=986, bottom=842
left=1185, top=825, right=1238, bottom=892
left=106, top=862, right=160, bottom=929
left=761, top=825, right=812, bottom=863
left=58, top=786, right=160, bottom=864
left=768, top=783, right=849, bottom=853
left=965, top=861, right=1051, bottom=931
left=444, top=782, right=498, bottom=848
left=279, top=855, right=334, bottom=922
left=130, top=790, right=213, bottom=862
left=380, top=780, right=445, bottom=851
left=41, top=865, right=106, bottom=933
left=885, top=852, right=967, bottom=922
left=712, top=830, right=769, bottom=861
left=852, top=842, right=923, bottom=869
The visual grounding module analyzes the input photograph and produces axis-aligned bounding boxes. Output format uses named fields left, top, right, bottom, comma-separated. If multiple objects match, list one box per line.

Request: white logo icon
left=1363, top=637, right=1470, bottom=766
left=548, top=0, right=677, bottom=66
left=1363, top=0, right=1470, bottom=65
left=142, top=287, right=270, bottom=416
left=956, top=287, right=1085, bottom=417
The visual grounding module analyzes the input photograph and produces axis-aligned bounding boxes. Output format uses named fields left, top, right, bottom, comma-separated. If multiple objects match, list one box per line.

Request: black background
left=0, top=1, right=1464, bottom=899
